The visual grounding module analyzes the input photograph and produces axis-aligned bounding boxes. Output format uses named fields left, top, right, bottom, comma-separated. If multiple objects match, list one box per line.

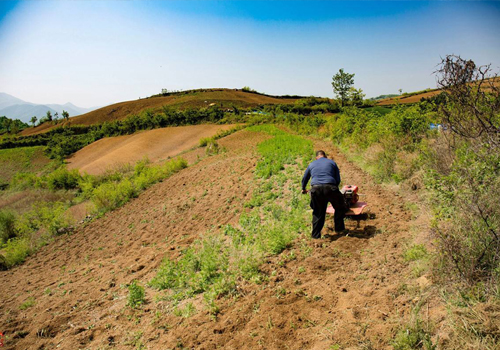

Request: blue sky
left=0, top=1, right=499, bottom=107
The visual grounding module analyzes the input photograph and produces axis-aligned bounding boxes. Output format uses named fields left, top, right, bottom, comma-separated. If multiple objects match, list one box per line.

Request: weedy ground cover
left=150, top=125, right=313, bottom=315
left=0, top=157, right=187, bottom=269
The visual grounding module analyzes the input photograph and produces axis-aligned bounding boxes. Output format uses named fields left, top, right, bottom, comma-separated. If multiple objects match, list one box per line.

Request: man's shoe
left=335, top=229, right=349, bottom=236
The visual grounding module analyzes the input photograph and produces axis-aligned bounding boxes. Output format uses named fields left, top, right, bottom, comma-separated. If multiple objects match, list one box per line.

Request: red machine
left=326, top=185, right=367, bottom=216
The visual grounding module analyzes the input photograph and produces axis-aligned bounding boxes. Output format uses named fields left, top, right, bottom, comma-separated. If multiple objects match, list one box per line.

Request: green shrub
left=15, top=202, right=73, bottom=236
left=427, top=143, right=500, bottom=286
left=3, top=236, right=32, bottom=267
left=205, top=140, right=221, bottom=155
left=10, top=172, right=42, bottom=189
left=199, top=136, right=213, bottom=147
left=92, top=179, right=137, bottom=213
left=0, top=210, right=17, bottom=244
left=45, top=167, right=82, bottom=190
left=173, top=302, right=196, bottom=318
left=127, top=280, right=145, bottom=308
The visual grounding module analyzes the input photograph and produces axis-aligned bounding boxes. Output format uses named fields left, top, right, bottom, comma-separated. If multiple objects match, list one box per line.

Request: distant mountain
left=0, top=93, right=97, bottom=124
left=0, top=92, right=29, bottom=110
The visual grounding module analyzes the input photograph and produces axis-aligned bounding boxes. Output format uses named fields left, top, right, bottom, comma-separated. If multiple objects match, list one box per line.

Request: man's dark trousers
left=310, top=184, right=346, bottom=238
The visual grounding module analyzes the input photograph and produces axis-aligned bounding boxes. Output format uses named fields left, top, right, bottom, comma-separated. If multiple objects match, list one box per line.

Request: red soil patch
left=67, top=124, right=237, bottom=175
left=0, top=130, right=444, bottom=349
left=21, top=89, right=298, bottom=136
left=377, top=90, right=441, bottom=106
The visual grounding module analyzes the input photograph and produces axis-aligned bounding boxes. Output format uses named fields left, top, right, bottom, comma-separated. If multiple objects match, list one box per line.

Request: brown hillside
left=377, top=76, right=500, bottom=106
left=67, top=124, right=237, bottom=175
left=377, top=90, right=441, bottom=106
left=0, top=129, right=446, bottom=349
left=21, top=89, right=298, bottom=136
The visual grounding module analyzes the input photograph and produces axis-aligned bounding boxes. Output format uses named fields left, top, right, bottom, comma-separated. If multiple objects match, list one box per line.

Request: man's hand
left=301, top=189, right=308, bottom=194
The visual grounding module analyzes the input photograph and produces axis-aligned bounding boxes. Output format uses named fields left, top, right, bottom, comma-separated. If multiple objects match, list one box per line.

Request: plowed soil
left=67, top=124, right=237, bottom=175
left=0, top=130, right=442, bottom=349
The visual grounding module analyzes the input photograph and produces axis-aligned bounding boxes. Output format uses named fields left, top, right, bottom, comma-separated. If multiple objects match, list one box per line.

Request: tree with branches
left=331, top=69, right=355, bottom=107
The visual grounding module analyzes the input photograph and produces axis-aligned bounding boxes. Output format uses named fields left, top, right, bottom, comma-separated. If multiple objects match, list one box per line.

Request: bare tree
left=435, top=55, right=500, bottom=147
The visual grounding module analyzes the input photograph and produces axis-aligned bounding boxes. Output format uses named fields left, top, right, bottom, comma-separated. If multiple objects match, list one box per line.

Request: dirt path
left=0, top=131, right=436, bottom=349
left=67, top=124, right=237, bottom=175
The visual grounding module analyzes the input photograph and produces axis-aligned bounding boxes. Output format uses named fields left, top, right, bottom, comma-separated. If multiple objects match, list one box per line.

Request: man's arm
left=334, top=163, right=341, bottom=185
left=301, top=166, right=311, bottom=193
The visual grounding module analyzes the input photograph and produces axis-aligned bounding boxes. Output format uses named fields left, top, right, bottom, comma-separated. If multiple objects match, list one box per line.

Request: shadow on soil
left=324, top=225, right=379, bottom=242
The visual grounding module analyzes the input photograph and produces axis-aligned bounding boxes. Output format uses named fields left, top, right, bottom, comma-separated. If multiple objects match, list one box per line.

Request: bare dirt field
left=67, top=124, right=237, bottom=175
left=0, top=129, right=443, bottom=349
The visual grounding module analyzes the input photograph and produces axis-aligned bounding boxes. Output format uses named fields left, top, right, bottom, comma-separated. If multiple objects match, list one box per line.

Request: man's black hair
left=316, top=150, right=327, bottom=157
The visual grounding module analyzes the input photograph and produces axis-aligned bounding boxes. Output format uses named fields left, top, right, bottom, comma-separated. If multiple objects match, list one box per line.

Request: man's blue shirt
left=301, top=157, right=341, bottom=190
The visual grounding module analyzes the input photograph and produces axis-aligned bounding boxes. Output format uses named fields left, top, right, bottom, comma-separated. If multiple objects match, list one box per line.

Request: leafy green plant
left=127, top=280, right=145, bottom=308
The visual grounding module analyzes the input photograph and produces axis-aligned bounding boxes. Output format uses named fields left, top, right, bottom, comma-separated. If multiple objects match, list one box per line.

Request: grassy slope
left=21, top=89, right=299, bottom=136
left=0, top=146, right=53, bottom=184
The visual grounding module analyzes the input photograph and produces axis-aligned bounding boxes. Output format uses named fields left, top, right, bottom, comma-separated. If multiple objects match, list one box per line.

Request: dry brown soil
left=66, top=124, right=237, bottom=176
left=0, top=130, right=442, bottom=349
left=377, top=91, right=441, bottom=106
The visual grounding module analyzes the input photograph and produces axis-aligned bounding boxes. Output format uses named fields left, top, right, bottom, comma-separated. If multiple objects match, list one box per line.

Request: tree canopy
left=331, top=69, right=355, bottom=107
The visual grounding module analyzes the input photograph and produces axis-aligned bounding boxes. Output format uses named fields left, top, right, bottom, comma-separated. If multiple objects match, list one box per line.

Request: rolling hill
left=21, top=89, right=300, bottom=136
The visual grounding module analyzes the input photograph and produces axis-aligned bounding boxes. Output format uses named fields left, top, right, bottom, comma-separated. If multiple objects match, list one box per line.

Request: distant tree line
left=0, top=106, right=226, bottom=159
left=0, top=116, right=28, bottom=134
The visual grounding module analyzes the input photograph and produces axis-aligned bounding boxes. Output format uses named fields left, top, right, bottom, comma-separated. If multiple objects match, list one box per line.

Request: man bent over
left=302, top=150, right=347, bottom=239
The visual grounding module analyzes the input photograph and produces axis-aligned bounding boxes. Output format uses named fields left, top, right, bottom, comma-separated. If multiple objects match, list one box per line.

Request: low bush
left=45, top=167, right=82, bottom=190
left=199, top=136, right=213, bottom=147
left=2, top=236, right=32, bottom=268
left=11, top=172, right=42, bottom=189
left=0, top=210, right=17, bottom=244
left=92, top=179, right=137, bottom=213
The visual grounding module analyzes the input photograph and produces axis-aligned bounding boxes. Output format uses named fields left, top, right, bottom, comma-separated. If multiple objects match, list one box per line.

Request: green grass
left=404, top=244, right=429, bottom=262
left=150, top=125, right=313, bottom=315
left=247, top=124, right=314, bottom=178
left=0, top=146, right=55, bottom=184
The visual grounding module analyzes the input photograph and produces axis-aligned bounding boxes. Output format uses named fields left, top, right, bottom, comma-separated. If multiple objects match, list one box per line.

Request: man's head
left=315, top=150, right=327, bottom=159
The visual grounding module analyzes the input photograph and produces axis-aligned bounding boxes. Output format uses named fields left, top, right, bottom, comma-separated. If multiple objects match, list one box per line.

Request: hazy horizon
left=1, top=0, right=499, bottom=108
